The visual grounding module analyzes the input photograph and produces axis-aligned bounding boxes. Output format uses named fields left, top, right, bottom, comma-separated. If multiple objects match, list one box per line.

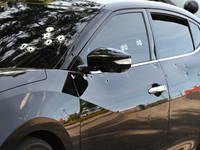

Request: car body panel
left=1, top=0, right=200, bottom=150
left=159, top=50, right=200, bottom=149
left=69, top=7, right=169, bottom=148
left=148, top=7, right=200, bottom=149
left=1, top=118, right=74, bottom=150
left=0, top=69, right=46, bottom=92
left=78, top=63, right=170, bottom=149
left=0, top=70, right=80, bottom=149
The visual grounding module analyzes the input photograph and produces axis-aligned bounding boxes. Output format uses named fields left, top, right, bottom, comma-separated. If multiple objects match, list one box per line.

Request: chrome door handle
left=148, top=85, right=167, bottom=94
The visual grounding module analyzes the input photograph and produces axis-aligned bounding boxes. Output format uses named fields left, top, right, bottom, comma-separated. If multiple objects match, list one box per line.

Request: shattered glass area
left=0, top=1, right=101, bottom=68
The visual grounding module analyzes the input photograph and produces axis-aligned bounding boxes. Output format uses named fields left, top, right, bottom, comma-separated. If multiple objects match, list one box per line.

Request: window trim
left=158, top=45, right=200, bottom=62
left=188, top=20, right=200, bottom=49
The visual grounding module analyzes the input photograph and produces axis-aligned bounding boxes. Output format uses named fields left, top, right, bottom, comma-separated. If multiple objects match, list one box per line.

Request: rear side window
left=189, top=22, right=200, bottom=48
left=152, top=14, right=194, bottom=59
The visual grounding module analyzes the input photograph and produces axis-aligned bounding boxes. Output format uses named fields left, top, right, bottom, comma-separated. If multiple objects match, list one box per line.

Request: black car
left=1, top=0, right=200, bottom=150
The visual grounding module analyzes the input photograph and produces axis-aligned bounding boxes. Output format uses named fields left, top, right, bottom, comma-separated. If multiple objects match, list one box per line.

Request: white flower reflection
left=44, top=39, right=53, bottom=45
left=19, top=43, right=28, bottom=50
left=57, top=35, right=65, bottom=42
left=46, top=27, right=54, bottom=32
left=27, top=46, right=36, bottom=53
left=43, top=32, right=51, bottom=39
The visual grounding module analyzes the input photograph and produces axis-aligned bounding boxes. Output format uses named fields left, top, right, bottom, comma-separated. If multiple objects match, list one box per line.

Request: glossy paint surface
left=1, top=1, right=200, bottom=150
left=159, top=50, right=200, bottom=149
left=0, top=70, right=80, bottom=149
left=0, top=69, right=46, bottom=92
left=77, top=62, right=169, bottom=149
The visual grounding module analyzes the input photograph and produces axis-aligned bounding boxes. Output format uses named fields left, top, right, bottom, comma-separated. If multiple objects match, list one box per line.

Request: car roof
left=2, top=0, right=200, bottom=21
left=102, top=0, right=200, bottom=22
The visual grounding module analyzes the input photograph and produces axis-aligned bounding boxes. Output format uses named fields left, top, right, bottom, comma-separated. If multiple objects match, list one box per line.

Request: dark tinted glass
left=152, top=14, right=193, bottom=59
left=0, top=2, right=100, bottom=69
left=86, top=13, right=150, bottom=64
left=189, top=22, right=200, bottom=48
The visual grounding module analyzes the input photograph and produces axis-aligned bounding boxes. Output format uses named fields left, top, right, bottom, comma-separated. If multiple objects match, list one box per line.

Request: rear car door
left=149, top=9, right=200, bottom=149
left=71, top=9, right=170, bottom=150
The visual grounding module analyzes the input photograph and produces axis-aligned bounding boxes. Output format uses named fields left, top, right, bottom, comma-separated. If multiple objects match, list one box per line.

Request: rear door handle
left=148, top=85, right=167, bottom=94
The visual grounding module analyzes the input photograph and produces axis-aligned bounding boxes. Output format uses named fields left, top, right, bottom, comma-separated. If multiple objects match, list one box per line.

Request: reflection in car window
left=152, top=14, right=193, bottom=59
left=86, top=13, right=150, bottom=64
left=189, top=22, right=200, bottom=49
left=0, top=2, right=100, bottom=69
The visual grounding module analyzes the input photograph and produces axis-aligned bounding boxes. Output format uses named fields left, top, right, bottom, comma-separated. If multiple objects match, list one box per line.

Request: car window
left=83, top=12, right=150, bottom=64
left=189, top=22, right=200, bottom=49
left=0, top=2, right=100, bottom=69
left=152, top=14, right=194, bottom=59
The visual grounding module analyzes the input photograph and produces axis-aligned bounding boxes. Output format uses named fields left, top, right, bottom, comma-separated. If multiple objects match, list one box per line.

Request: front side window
left=81, top=12, right=150, bottom=64
left=152, top=14, right=194, bottom=59
left=189, top=22, right=200, bottom=48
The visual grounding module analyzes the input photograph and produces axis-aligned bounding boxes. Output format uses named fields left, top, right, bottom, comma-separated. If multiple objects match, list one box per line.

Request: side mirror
left=184, top=0, right=199, bottom=14
left=78, top=48, right=132, bottom=73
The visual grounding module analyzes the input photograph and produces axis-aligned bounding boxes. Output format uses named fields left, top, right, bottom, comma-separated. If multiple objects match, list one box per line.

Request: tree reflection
left=0, top=1, right=100, bottom=68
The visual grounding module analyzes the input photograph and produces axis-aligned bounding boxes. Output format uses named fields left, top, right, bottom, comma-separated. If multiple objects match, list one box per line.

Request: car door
left=71, top=9, right=170, bottom=150
left=149, top=9, right=200, bottom=149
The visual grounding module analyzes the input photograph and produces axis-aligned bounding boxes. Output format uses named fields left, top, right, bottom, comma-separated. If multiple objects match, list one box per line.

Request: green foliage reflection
left=0, top=1, right=100, bottom=68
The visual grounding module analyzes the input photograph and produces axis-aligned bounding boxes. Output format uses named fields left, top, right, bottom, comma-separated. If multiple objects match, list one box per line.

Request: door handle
left=148, top=85, right=167, bottom=94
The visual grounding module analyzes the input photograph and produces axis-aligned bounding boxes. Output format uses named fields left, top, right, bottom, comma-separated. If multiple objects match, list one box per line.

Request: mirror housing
left=184, top=0, right=199, bottom=14
left=78, top=48, right=132, bottom=73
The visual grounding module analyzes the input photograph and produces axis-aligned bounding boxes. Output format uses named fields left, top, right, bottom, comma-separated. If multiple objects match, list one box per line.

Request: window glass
left=0, top=2, right=100, bottom=69
left=189, top=22, right=200, bottom=48
left=152, top=14, right=194, bottom=59
left=85, top=13, right=150, bottom=64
